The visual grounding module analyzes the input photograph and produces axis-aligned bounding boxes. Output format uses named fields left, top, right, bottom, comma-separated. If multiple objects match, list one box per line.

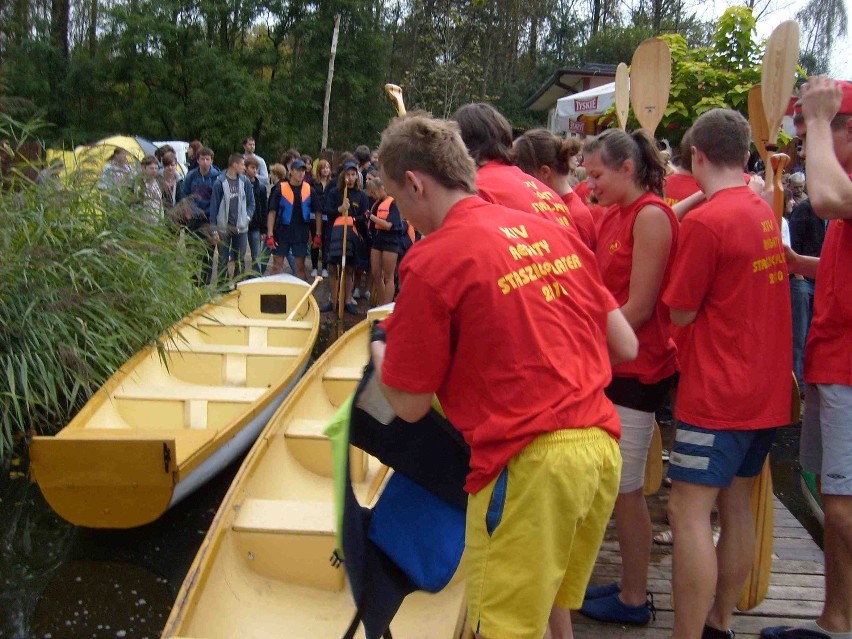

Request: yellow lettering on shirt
left=760, top=219, right=775, bottom=233
left=508, top=240, right=551, bottom=260
left=499, top=225, right=529, bottom=239
left=763, top=236, right=780, bottom=250
left=496, top=253, right=584, bottom=299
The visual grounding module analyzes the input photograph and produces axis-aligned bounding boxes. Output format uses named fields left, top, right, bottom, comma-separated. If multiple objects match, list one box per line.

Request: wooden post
left=320, top=14, right=341, bottom=153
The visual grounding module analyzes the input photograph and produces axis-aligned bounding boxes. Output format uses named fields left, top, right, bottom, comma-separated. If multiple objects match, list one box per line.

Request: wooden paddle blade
left=761, top=21, right=800, bottom=148
left=643, top=421, right=664, bottom=495
left=738, top=460, right=774, bottom=611
left=630, top=37, right=671, bottom=136
left=748, top=85, right=771, bottom=165
left=615, top=62, right=630, bottom=131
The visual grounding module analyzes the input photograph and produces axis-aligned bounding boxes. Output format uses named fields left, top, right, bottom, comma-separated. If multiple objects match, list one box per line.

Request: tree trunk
left=50, top=0, right=69, bottom=57
left=87, top=0, right=98, bottom=55
left=321, top=14, right=341, bottom=152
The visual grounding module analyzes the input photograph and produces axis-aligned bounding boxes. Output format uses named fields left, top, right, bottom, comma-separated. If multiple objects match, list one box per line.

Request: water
left=1, top=326, right=824, bottom=637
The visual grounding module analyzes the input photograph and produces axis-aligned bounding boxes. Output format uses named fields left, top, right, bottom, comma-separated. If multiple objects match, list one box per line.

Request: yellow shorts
left=465, top=428, right=621, bottom=639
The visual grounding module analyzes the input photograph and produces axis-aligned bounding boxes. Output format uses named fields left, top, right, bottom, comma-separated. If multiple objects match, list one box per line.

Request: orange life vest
left=377, top=196, right=394, bottom=221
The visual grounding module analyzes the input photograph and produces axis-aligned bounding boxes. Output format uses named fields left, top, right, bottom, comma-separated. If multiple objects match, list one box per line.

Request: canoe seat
left=196, top=317, right=313, bottom=329
left=232, top=498, right=343, bottom=591
left=283, top=418, right=367, bottom=482
left=323, top=366, right=363, bottom=381
left=164, top=344, right=302, bottom=357
left=114, top=385, right=266, bottom=403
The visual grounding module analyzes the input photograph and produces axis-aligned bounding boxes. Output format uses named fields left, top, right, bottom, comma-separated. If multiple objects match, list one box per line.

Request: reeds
left=0, top=117, right=216, bottom=457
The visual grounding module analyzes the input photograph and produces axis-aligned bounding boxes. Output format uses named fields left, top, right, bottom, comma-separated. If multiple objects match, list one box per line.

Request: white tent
left=554, top=82, right=616, bottom=133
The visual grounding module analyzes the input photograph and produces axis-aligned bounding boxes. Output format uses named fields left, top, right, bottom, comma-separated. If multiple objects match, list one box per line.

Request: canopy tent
left=46, top=135, right=166, bottom=186
left=554, top=82, right=617, bottom=134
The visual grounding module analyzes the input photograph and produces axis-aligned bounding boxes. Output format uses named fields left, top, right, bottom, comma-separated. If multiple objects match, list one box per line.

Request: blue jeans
left=247, top=230, right=268, bottom=276
left=790, top=277, right=815, bottom=391
left=216, top=230, right=248, bottom=284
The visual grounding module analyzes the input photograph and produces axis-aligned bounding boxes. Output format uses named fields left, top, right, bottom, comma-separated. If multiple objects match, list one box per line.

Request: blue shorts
left=273, top=241, right=307, bottom=258
left=667, top=422, right=777, bottom=487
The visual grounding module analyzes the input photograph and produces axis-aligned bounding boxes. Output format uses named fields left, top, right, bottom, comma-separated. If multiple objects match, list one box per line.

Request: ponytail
left=629, top=129, right=666, bottom=197
left=514, top=128, right=581, bottom=176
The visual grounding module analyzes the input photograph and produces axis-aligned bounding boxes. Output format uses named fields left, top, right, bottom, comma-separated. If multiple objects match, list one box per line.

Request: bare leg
left=669, top=480, right=720, bottom=639
left=613, top=487, right=652, bottom=606
left=345, top=264, right=356, bottom=305
left=381, top=250, right=398, bottom=305
left=370, top=249, right=384, bottom=304
left=269, top=255, right=285, bottom=276
left=705, top=476, right=756, bottom=632
left=295, top=256, right=307, bottom=280
left=327, top=263, right=340, bottom=309
left=819, top=494, right=852, bottom=632
left=546, top=604, right=574, bottom=639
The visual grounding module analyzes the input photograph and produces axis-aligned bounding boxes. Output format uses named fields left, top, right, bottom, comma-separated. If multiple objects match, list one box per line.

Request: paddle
left=630, top=38, right=671, bottom=136
left=614, top=62, right=630, bottom=131
left=285, top=275, right=323, bottom=322
left=748, top=85, right=773, bottom=183
left=643, top=420, right=664, bottom=496
left=739, top=22, right=800, bottom=612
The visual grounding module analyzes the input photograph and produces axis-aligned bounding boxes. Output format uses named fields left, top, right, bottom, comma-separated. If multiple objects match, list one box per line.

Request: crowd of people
left=89, top=77, right=851, bottom=639
left=368, top=77, right=849, bottom=639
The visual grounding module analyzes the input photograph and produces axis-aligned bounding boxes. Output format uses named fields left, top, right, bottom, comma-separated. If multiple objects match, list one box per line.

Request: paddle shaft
left=285, top=276, right=323, bottom=322
left=338, top=185, right=349, bottom=320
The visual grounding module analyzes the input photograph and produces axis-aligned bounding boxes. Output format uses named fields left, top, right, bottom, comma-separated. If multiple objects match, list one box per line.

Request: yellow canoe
left=162, top=307, right=471, bottom=639
left=29, top=274, right=320, bottom=529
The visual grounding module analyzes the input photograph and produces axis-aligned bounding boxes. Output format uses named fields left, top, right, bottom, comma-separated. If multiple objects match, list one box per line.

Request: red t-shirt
left=805, top=179, right=852, bottom=385
left=595, top=192, right=679, bottom=384
left=574, top=180, right=609, bottom=223
left=475, top=161, right=586, bottom=240
left=381, top=196, right=620, bottom=493
left=664, top=173, right=701, bottom=206
left=562, top=191, right=596, bottom=250
left=663, top=186, right=792, bottom=430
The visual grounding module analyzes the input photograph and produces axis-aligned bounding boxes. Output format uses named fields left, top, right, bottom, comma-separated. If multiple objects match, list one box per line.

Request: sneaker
left=353, top=287, right=361, bottom=299
left=760, top=627, right=830, bottom=639
left=703, top=624, right=736, bottom=639
left=579, top=592, right=654, bottom=626
left=310, top=268, right=318, bottom=277
left=321, top=269, right=329, bottom=278
left=344, top=303, right=360, bottom=315
left=319, top=302, right=334, bottom=313
left=584, top=582, right=621, bottom=600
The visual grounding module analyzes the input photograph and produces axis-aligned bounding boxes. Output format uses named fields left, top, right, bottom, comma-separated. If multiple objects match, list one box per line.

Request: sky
left=706, top=0, right=852, bottom=80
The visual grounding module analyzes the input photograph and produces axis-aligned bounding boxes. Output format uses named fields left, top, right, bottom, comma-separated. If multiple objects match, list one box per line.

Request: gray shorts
left=800, top=383, right=852, bottom=495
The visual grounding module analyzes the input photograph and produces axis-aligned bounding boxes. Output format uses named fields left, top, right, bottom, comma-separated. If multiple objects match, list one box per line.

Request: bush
left=0, top=117, right=216, bottom=457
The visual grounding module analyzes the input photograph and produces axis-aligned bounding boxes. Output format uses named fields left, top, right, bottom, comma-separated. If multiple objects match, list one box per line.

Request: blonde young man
left=370, top=113, right=638, bottom=639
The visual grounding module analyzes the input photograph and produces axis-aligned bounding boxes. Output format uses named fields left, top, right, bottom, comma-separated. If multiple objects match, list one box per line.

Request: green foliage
left=0, top=117, right=213, bottom=456
left=627, top=8, right=763, bottom=146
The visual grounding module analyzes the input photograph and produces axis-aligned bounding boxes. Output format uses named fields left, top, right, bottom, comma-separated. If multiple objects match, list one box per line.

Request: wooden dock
left=573, top=494, right=825, bottom=638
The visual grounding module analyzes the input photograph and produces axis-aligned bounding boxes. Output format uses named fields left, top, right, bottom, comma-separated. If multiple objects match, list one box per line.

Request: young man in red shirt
left=370, top=113, right=638, bottom=639
left=662, top=108, right=793, bottom=639
left=761, top=77, right=852, bottom=639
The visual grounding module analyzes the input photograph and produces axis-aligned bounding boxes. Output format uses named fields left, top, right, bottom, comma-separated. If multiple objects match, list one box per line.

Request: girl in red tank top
left=578, top=128, right=679, bottom=626
left=514, top=128, right=597, bottom=250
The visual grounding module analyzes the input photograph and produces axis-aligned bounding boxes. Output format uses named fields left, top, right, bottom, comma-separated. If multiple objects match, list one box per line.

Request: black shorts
left=371, top=233, right=400, bottom=254
left=605, top=375, right=675, bottom=413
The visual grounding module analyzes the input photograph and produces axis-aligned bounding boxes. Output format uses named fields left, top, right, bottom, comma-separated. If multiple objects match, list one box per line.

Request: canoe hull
left=164, top=310, right=471, bottom=639
left=30, top=274, right=319, bottom=529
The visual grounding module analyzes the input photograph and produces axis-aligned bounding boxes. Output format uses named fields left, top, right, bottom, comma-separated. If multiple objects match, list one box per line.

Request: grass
left=0, top=116, right=220, bottom=457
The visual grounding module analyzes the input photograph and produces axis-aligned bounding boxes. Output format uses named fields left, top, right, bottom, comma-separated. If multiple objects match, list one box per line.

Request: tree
left=796, top=0, right=848, bottom=75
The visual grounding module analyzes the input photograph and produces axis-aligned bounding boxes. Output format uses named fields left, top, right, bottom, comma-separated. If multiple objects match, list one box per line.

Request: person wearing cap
left=761, top=77, right=852, bottom=639
left=266, top=158, right=320, bottom=280
left=322, top=160, right=369, bottom=314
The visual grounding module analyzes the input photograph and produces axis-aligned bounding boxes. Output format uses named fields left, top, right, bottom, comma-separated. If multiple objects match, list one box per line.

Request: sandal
left=654, top=528, right=674, bottom=545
